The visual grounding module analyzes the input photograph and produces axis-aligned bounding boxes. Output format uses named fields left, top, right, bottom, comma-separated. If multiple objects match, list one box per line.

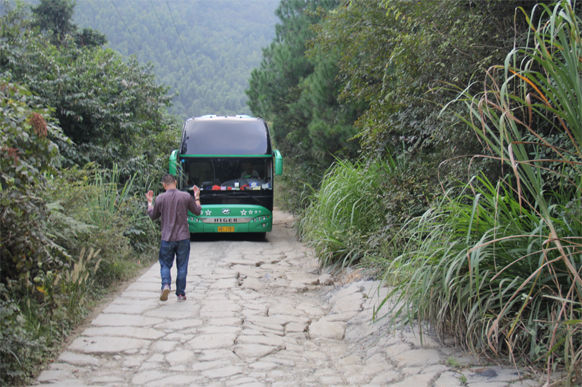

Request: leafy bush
left=0, top=164, right=160, bottom=385
left=380, top=176, right=581, bottom=372
left=0, top=284, right=46, bottom=386
left=298, top=157, right=438, bottom=269
left=378, top=2, right=582, bottom=383
left=1, top=4, right=171, bottom=384
left=0, top=79, right=69, bottom=294
left=1, top=1, right=174, bottom=176
left=0, top=79, right=161, bottom=384
left=44, top=165, right=160, bottom=287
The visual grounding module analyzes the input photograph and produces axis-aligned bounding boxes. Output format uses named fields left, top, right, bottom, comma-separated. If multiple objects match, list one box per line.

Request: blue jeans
left=159, top=239, right=191, bottom=296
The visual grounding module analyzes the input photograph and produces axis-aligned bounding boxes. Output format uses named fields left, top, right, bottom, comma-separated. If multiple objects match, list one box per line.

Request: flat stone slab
left=89, top=314, right=163, bottom=327
left=119, top=290, right=161, bottom=299
left=200, top=327, right=242, bottom=339
left=144, top=305, right=200, bottom=319
left=331, top=293, right=364, bottom=313
left=191, top=360, right=230, bottom=372
left=202, top=365, right=243, bottom=379
left=69, top=336, right=150, bottom=353
left=200, top=301, right=242, bottom=313
left=234, top=344, right=281, bottom=359
left=268, top=304, right=306, bottom=316
left=321, top=311, right=358, bottom=322
left=131, top=370, right=168, bottom=385
left=309, top=321, right=346, bottom=340
left=57, top=351, right=101, bottom=366
left=393, top=349, right=442, bottom=367
left=198, top=349, right=240, bottom=361
left=188, top=333, right=237, bottom=350
left=36, top=370, right=77, bottom=383
left=236, top=334, right=285, bottom=347
left=165, top=349, right=195, bottom=366
left=211, top=278, right=239, bottom=289
left=245, top=315, right=286, bottom=330
left=124, top=281, right=161, bottom=291
left=208, top=317, right=243, bottom=327
left=241, top=277, right=264, bottom=291
left=145, top=374, right=204, bottom=386
left=151, top=341, right=178, bottom=353
left=102, top=302, right=154, bottom=314
left=89, top=376, right=125, bottom=383
left=154, top=319, right=203, bottom=330
left=244, top=322, right=285, bottom=336
left=81, top=327, right=165, bottom=340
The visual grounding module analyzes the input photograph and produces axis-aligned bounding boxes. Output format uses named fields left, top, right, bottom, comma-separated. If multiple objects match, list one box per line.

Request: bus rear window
left=179, top=158, right=273, bottom=191
left=180, top=118, right=272, bottom=155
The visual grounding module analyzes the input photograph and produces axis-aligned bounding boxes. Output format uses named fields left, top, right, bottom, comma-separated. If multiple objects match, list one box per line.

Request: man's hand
left=145, top=190, right=154, bottom=205
left=192, top=185, right=200, bottom=199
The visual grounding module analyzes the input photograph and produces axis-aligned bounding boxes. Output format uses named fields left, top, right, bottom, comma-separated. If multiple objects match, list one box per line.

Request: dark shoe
left=160, top=284, right=171, bottom=301
left=177, top=294, right=187, bottom=301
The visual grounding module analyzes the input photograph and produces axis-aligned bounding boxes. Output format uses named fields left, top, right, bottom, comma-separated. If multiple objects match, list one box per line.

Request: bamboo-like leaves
left=380, top=2, right=582, bottom=382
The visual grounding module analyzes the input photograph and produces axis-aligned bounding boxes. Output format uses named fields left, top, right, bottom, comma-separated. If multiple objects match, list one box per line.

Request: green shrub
left=378, top=2, right=582, bottom=382
left=44, top=165, right=160, bottom=287
left=0, top=82, right=159, bottom=381
left=0, top=285, right=46, bottom=386
left=298, top=157, right=438, bottom=269
left=379, top=176, right=581, bottom=368
left=0, top=78, right=70, bottom=295
left=0, top=166, right=160, bottom=385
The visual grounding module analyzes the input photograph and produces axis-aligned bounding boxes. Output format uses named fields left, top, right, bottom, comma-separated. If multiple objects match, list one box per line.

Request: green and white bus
left=169, top=115, right=283, bottom=237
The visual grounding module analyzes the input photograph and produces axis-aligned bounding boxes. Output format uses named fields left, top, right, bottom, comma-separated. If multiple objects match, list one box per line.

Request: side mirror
left=274, top=149, right=283, bottom=176
left=169, top=150, right=178, bottom=176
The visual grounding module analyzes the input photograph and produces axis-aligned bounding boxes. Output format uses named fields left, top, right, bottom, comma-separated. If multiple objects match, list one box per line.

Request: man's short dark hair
left=162, top=174, right=176, bottom=185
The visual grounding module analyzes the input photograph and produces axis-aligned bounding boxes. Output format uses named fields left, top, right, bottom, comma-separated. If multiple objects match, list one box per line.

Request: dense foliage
left=72, top=0, right=279, bottom=120
left=247, top=0, right=364, bottom=210
left=378, top=3, right=582, bottom=380
left=252, top=0, right=581, bottom=382
left=0, top=2, right=170, bottom=384
left=297, top=157, right=437, bottom=269
left=31, top=0, right=107, bottom=47
left=2, top=0, right=581, bottom=383
left=2, top=1, right=177, bottom=173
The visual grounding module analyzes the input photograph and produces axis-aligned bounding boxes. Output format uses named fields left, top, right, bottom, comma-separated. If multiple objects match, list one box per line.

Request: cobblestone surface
left=34, top=211, right=542, bottom=387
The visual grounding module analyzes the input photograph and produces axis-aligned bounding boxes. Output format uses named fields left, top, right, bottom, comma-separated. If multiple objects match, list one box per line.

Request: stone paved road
left=35, top=211, right=542, bottom=387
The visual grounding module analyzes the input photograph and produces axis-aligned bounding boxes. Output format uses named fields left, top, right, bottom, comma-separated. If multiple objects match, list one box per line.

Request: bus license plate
left=218, top=226, right=235, bottom=232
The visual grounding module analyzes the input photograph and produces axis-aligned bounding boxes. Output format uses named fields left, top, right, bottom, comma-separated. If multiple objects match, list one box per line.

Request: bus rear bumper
left=187, top=206, right=273, bottom=234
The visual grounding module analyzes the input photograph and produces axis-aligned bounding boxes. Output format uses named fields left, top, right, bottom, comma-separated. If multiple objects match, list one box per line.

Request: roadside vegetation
left=0, top=1, right=177, bottom=384
left=2, top=0, right=581, bottom=385
left=250, top=0, right=581, bottom=384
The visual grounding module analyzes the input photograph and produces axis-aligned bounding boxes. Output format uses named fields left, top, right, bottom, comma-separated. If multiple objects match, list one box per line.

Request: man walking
left=146, top=174, right=201, bottom=301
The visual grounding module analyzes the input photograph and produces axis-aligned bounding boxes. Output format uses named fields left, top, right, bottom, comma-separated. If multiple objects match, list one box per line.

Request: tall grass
left=0, top=164, right=161, bottom=385
left=299, top=156, right=436, bottom=270
left=379, top=1, right=582, bottom=383
left=81, top=165, right=158, bottom=284
left=298, top=158, right=390, bottom=268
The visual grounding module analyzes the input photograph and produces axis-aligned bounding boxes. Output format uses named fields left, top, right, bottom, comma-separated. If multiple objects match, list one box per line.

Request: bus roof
left=180, top=116, right=272, bottom=156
